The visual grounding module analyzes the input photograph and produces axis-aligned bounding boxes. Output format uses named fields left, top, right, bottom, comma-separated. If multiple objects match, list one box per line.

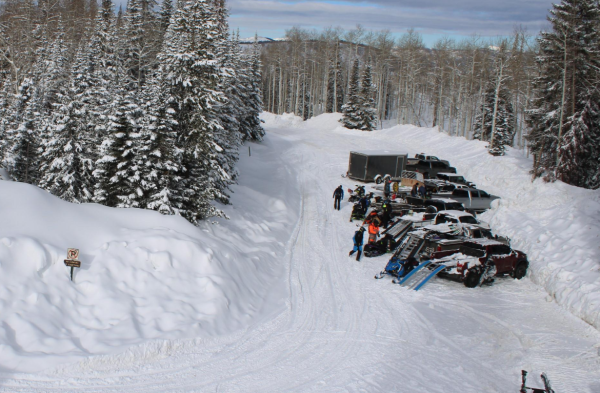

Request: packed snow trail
left=1, top=114, right=599, bottom=392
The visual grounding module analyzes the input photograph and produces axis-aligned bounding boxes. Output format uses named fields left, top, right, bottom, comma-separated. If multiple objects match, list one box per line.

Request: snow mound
left=0, top=139, right=300, bottom=373
left=260, top=112, right=303, bottom=128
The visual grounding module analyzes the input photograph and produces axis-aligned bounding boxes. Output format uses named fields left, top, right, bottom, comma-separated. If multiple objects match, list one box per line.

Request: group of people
left=410, top=182, right=427, bottom=198
left=334, top=183, right=394, bottom=261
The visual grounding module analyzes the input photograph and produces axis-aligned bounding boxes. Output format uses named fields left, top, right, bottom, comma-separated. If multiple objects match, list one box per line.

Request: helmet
left=359, top=226, right=365, bottom=232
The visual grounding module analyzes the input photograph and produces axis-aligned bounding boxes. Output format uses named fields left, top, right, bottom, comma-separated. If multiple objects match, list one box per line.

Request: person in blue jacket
left=384, top=179, right=392, bottom=198
left=333, top=185, right=344, bottom=210
left=349, top=226, right=365, bottom=261
left=418, top=184, right=426, bottom=198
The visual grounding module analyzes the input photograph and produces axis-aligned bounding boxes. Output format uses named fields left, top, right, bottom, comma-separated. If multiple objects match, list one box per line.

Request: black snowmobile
left=363, top=234, right=397, bottom=258
left=349, top=201, right=367, bottom=222
left=348, top=185, right=366, bottom=202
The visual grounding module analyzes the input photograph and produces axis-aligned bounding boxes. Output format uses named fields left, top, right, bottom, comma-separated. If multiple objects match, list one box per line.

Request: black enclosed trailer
left=347, top=151, right=408, bottom=183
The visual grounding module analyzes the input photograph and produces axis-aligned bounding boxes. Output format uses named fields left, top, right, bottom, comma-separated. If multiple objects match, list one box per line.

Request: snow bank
left=379, top=124, right=600, bottom=331
left=0, top=138, right=300, bottom=372
left=292, top=114, right=600, bottom=331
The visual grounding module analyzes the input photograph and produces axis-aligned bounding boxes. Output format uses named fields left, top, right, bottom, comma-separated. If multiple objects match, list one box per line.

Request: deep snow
left=0, top=113, right=599, bottom=392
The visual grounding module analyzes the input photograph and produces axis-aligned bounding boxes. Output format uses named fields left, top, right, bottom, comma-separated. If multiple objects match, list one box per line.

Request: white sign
left=67, top=248, right=79, bottom=261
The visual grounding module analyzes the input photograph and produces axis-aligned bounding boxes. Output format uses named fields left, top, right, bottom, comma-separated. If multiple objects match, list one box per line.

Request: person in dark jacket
left=349, top=226, right=365, bottom=261
left=333, top=185, right=344, bottom=210
left=381, top=199, right=393, bottom=228
left=411, top=183, right=418, bottom=197
left=384, top=179, right=392, bottom=198
left=359, top=195, right=369, bottom=212
left=418, top=184, right=426, bottom=198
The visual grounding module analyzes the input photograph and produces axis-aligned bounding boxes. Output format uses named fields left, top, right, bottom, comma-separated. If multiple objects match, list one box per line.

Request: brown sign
left=64, top=260, right=81, bottom=268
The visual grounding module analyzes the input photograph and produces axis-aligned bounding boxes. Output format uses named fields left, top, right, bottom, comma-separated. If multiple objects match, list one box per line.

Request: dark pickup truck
left=406, top=159, right=457, bottom=179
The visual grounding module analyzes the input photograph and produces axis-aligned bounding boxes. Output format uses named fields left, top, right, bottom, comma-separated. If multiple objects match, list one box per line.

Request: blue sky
left=226, top=0, right=554, bottom=47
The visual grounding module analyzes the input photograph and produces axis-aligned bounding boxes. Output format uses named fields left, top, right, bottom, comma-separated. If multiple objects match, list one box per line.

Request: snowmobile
left=348, top=185, right=366, bottom=202
left=374, top=255, right=418, bottom=279
left=520, top=370, right=555, bottom=393
left=349, top=201, right=367, bottom=222
left=363, top=234, right=397, bottom=258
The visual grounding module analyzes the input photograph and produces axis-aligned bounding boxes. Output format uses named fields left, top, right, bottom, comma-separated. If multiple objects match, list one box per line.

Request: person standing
left=384, top=179, right=392, bottom=198
left=333, top=185, right=344, bottom=210
left=418, top=183, right=426, bottom=199
left=411, top=183, right=418, bottom=197
left=368, top=220, right=380, bottom=244
left=381, top=199, right=393, bottom=228
left=349, top=227, right=365, bottom=261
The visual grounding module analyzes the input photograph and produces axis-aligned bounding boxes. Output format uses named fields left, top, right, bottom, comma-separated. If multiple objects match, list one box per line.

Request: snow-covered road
left=1, top=114, right=599, bottom=392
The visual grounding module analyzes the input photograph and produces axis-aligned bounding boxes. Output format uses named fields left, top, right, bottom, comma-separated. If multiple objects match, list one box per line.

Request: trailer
left=346, top=151, right=409, bottom=183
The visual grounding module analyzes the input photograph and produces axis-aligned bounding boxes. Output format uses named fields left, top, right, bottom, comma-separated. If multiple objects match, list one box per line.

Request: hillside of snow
left=0, top=113, right=599, bottom=392
left=0, top=136, right=299, bottom=373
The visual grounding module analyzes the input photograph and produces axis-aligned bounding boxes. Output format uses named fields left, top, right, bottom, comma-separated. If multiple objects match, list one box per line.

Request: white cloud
left=228, top=0, right=552, bottom=43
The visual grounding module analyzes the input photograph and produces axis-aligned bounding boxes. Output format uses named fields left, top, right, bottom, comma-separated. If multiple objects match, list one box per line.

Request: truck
left=405, top=159, right=457, bottom=179
left=346, top=151, right=409, bottom=183
left=435, top=173, right=476, bottom=188
left=433, top=188, right=499, bottom=213
left=431, top=239, right=528, bottom=287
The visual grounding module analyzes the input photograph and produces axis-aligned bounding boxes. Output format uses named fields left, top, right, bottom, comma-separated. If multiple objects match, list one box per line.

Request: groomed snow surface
left=0, top=113, right=599, bottom=392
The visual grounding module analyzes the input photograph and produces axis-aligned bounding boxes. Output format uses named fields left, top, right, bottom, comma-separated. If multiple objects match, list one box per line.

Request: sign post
left=64, top=248, right=81, bottom=281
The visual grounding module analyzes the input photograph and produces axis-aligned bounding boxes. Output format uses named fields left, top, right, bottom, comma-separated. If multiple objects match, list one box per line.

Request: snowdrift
left=265, top=112, right=600, bottom=332
left=0, top=137, right=300, bottom=373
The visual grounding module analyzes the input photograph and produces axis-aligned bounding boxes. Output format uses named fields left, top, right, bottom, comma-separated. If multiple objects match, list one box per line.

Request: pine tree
left=3, top=77, right=40, bottom=184
left=357, top=60, right=377, bottom=131
left=159, top=0, right=173, bottom=35
left=93, top=89, right=144, bottom=207
left=238, top=35, right=265, bottom=141
left=139, top=78, right=182, bottom=215
left=38, top=77, right=96, bottom=203
left=340, top=59, right=361, bottom=129
left=156, top=0, right=228, bottom=224
left=473, top=84, right=515, bottom=155
left=326, top=45, right=344, bottom=113
left=527, top=0, right=600, bottom=188
left=212, top=0, right=241, bottom=204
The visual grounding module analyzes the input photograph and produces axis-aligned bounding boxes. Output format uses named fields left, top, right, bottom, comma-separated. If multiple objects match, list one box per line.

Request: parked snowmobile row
left=369, top=209, right=527, bottom=290
left=342, top=151, right=528, bottom=290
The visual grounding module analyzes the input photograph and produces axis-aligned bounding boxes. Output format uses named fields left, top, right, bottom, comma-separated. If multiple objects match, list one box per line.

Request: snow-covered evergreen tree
left=156, top=0, right=227, bottom=224
left=238, top=35, right=265, bottom=141
left=139, top=78, right=182, bottom=215
left=340, top=59, right=361, bottom=129
left=212, top=0, right=240, bottom=205
left=326, top=47, right=344, bottom=113
left=159, top=0, right=173, bottom=35
left=473, top=84, right=515, bottom=156
left=3, top=77, right=40, bottom=184
left=38, top=76, right=96, bottom=203
left=357, top=60, right=377, bottom=131
left=527, top=0, right=600, bottom=188
left=93, top=89, right=144, bottom=208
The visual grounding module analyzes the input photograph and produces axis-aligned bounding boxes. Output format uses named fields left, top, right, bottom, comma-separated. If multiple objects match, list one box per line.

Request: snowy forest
left=259, top=0, right=600, bottom=189
left=0, top=0, right=264, bottom=225
left=1, top=0, right=599, bottom=230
